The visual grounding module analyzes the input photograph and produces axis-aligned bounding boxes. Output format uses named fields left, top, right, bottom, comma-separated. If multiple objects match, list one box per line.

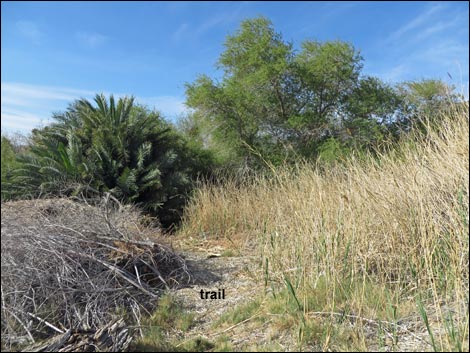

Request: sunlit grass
left=180, top=103, right=469, bottom=351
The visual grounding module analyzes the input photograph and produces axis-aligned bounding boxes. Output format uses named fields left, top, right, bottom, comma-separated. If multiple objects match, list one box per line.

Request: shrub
left=4, top=94, right=215, bottom=228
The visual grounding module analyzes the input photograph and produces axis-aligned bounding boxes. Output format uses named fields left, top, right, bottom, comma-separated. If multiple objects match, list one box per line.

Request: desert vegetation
left=1, top=16, right=468, bottom=352
left=179, top=102, right=468, bottom=351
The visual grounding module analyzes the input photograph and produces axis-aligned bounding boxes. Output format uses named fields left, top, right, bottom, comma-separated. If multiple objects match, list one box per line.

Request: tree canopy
left=185, top=17, right=460, bottom=167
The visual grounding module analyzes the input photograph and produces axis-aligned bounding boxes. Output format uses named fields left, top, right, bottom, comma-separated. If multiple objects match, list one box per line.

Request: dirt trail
left=167, top=243, right=461, bottom=352
left=167, top=244, right=315, bottom=351
left=171, top=249, right=268, bottom=349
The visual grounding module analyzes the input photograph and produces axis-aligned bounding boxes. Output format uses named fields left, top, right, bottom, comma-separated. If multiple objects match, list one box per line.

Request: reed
left=180, top=103, right=469, bottom=350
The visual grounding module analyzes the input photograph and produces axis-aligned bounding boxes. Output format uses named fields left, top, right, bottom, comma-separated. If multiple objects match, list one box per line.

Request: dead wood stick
left=139, top=258, right=170, bottom=290
left=25, top=311, right=65, bottom=334
left=66, top=250, right=158, bottom=298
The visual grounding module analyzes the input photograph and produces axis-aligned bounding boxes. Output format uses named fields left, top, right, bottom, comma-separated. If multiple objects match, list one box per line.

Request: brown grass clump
left=180, top=103, right=469, bottom=350
left=1, top=197, right=189, bottom=350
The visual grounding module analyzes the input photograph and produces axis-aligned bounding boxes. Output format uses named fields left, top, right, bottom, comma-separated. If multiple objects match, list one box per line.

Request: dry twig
left=1, top=197, right=190, bottom=349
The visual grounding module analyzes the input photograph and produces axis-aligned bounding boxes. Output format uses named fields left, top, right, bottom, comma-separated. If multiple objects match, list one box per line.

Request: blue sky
left=1, top=1, right=468, bottom=134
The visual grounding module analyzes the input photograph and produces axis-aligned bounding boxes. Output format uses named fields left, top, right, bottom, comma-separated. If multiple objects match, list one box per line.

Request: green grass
left=132, top=293, right=196, bottom=352
left=215, top=297, right=264, bottom=327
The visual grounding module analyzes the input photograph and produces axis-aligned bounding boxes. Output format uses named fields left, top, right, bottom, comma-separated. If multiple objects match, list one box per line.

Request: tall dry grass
left=180, top=104, right=469, bottom=350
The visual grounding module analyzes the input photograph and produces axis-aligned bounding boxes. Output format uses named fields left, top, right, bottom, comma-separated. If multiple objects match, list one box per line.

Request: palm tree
left=7, top=94, right=213, bottom=227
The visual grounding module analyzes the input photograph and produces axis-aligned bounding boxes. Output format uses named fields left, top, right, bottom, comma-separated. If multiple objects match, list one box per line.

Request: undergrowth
left=179, top=104, right=469, bottom=351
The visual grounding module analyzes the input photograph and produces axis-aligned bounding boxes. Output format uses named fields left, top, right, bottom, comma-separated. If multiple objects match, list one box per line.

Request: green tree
left=393, top=79, right=462, bottom=134
left=287, top=39, right=366, bottom=157
left=186, top=17, right=301, bottom=168
left=6, top=94, right=214, bottom=228
left=291, top=40, right=362, bottom=128
left=338, top=76, right=403, bottom=150
left=185, top=16, right=403, bottom=167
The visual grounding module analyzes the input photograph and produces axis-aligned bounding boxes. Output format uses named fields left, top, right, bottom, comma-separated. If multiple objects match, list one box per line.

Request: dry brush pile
left=1, top=196, right=190, bottom=350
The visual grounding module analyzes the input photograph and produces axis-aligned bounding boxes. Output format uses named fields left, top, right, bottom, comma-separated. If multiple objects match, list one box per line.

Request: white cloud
left=139, top=95, right=187, bottom=118
left=196, top=6, right=246, bottom=36
left=375, top=3, right=468, bottom=86
left=1, top=82, right=95, bottom=133
left=388, top=4, right=445, bottom=41
left=172, top=4, right=247, bottom=42
left=381, top=64, right=410, bottom=83
left=172, top=23, right=189, bottom=42
left=76, top=32, right=108, bottom=48
left=1, top=109, right=49, bottom=130
left=16, top=20, right=43, bottom=44
left=413, top=21, right=454, bottom=41
left=372, top=37, right=468, bottom=84
left=1, top=82, right=95, bottom=104
left=1, top=82, right=188, bottom=134
left=1, top=108, right=50, bottom=133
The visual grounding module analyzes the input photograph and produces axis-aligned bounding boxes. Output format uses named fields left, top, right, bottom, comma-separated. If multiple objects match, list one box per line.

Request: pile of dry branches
left=23, top=319, right=132, bottom=352
left=1, top=196, right=190, bottom=350
left=24, top=318, right=132, bottom=352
